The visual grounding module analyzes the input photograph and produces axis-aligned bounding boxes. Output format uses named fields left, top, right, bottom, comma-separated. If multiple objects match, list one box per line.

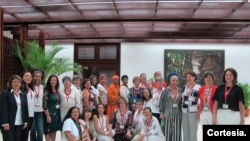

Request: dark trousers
left=1, top=125, right=22, bottom=141
left=114, top=132, right=131, bottom=141
left=152, top=113, right=161, bottom=123
left=21, top=117, right=33, bottom=141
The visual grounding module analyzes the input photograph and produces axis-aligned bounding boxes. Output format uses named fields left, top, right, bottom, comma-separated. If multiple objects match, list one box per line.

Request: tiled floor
left=0, top=116, right=250, bottom=141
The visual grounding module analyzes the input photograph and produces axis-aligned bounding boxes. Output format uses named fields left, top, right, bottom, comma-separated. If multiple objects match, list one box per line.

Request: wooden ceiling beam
left=4, top=18, right=250, bottom=25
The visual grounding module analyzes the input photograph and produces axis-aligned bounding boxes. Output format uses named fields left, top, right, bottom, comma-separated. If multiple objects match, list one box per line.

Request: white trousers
left=217, top=109, right=241, bottom=124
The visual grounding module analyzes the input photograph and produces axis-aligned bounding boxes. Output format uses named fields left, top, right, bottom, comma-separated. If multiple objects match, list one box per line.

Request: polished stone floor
left=0, top=115, right=249, bottom=141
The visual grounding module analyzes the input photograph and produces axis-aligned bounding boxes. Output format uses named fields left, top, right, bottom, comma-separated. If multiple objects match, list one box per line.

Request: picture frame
left=164, top=49, right=225, bottom=86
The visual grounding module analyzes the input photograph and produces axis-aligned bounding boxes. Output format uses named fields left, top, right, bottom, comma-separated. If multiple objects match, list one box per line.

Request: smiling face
left=97, top=104, right=105, bottom=114
left=186, top=73, right=195, bottom=84
left=84, top=80, right=91, bottom=89
left=204, top=75, right=214, bottom=86
left=170, top=75, right=178, bottom=87
left=73, top=78, right=81, bottom=88
left=143, top=108, right=152, bottom=119
left=63, top=79, right=72, bottom=89
left=22, top=72, right=32, bottom=85
left=50, top=76, right=58, bottom=88
left=70, top=107, right=80, bottom=120
left=91, top=77, right=97, bottom=85
left=143, top=88, right=150, bottom=99
left=136, top=101, right=143, bottom=111
left=84, top=111, right=92, bottom=119
left=225, top=70, right=234, bottom=84
left=33, top=72, right=43, bottom=85
left=11, top=78, right=22, bottom=90
left=100, top=76, right=107, bottom=85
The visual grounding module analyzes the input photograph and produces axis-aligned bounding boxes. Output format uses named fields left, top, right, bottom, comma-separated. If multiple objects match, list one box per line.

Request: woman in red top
left=196, top=71, right=217, bottom=126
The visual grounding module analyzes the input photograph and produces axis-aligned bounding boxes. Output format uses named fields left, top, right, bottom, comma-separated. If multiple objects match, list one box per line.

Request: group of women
left=0, top=67, right=245, bottom=141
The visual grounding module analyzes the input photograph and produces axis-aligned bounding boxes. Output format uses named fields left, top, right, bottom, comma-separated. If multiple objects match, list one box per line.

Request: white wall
left=51, top=42, right=250, bottom=88
left=45, top=44, right=74, bottom=89
left=121, top=43, right=250, bottom=87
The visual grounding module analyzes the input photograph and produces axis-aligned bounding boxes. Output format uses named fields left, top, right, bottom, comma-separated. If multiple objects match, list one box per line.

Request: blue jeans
left=30, top=112, right=44, bottom=141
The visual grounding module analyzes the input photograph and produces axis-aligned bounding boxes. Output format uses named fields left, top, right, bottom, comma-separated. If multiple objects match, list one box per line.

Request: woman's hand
left=139, top=133, right=148, bottom=141
left=47, top=115, right=52, bottom=123
left=108, top=130, right=113, bottom=137
left=3, top=124, right=10, bottom=130
left=160, top=113, right=165, bottom=119
left=23, top=123, right=28, bottom=129
left=126, top=130, right=132, bottom=139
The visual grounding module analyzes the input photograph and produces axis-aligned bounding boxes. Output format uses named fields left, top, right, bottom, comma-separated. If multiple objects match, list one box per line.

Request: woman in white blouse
left=97, top=74, right=108, bottom=108
left=142, top=88, right=153, bottom=109
left=62, top=106, right=89, bottom=141
left=93, top=104, right=115, bottom=141
left=139, top=107, right=165, bottom=141
left=120, top=75, right=129, bottom=103
left=60, top=76, right=81, bottom=121
left=131, top=100, right=144, bottom=141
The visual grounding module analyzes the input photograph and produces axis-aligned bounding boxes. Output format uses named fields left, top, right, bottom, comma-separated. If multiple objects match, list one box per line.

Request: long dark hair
left=142, top=88, right=152, bottom=101
left=96, top=104, right=106, bottom=118
left=89, top=75, right=98, bottom=89
left=20, top=70, right=34, bottom=91
left=62, top=106, right=81, bottom=129
left=45, top=75, right=59, bottom=93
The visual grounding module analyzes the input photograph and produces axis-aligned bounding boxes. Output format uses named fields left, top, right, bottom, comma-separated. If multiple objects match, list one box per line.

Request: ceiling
left=1, top=0, right=250, bottom=44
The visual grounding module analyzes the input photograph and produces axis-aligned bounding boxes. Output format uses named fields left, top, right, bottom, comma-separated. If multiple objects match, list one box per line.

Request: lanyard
left=27, top=87, right=33, bottom=99
left=120, top=110, right=126, bottom=123
left=98, top=116, right=104, bottom=129
left=53, top=90, right=59, bottom=101
left=186, top=85, right=194, bottom=96
left=35, top=86, right=40, bottom=100
left=224, top=85, right=233, bottom=102
left=155, top=89, right=162, bottom=100
left=64, top=88, right=71, bottom=102
left=73, top=119, right=83, bottom=140
left=204, top=88, right=211, bottom=104
left=171, top=88, right=178, bottom=101
left=145, top=117, right=152, bottom=132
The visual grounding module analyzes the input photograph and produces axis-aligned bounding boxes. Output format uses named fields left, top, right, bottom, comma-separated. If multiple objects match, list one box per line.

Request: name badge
left=173, top=103, right=178, bottom=108
left=203, top=105, right=209, bottom=111
left=184, top=101, right=189, bottom=105
left=55, top=104, right=60, bottom=109
left=188, top=96, right=196, bottom=102
left=132, top=96, right=137, bottom=103
left=120, top=124, right=124, bottom=129
left=222, top=104, right=229, bottom=109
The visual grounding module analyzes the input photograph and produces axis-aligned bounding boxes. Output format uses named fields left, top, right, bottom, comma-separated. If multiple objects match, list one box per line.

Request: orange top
left=107, top=83, right=120, bottom=118
left=198, top=85, right=217, bottom=114
left=153, top=81, right=167, bottom=88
